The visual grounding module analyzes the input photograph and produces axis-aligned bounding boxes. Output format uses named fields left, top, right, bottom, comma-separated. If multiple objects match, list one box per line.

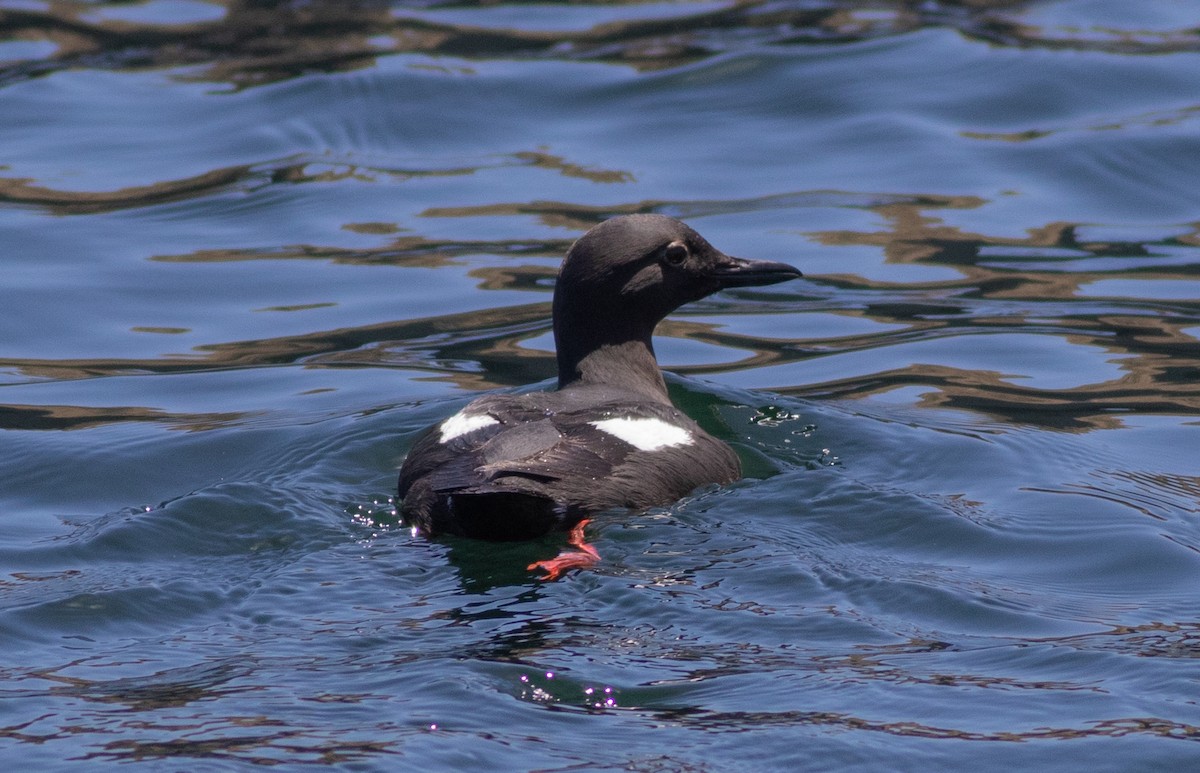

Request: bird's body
left=398, top=382, right=739, bottom=541
left=397, top=214, right=802, bottom=573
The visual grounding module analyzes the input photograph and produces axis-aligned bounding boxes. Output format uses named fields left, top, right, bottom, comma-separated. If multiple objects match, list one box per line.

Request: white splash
left=439, top=411, right=499, bottom=443
left=590, top=417, right=692, bottom=451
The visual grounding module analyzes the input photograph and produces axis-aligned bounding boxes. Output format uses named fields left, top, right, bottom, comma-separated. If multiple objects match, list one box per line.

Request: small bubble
left=428, top=723, right=438, bottom=731
left=545, top=671, right=554, bottom=679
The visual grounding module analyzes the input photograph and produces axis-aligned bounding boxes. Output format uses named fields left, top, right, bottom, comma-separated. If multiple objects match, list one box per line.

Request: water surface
left=2, top=1, right=1199, bottom=770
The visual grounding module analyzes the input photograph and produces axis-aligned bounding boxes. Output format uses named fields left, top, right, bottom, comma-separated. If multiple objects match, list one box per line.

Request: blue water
left=2, top=1, right=1200, bottom=769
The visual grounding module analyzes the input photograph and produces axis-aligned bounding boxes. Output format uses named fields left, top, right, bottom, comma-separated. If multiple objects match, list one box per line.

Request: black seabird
left=398, top=214, right=802, bottom=578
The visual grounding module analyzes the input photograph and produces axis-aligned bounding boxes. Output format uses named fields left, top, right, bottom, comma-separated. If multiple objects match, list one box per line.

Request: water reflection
left=0, top=403, right=245, bottom=431
left=81, top=730, right=395, bottom=766
left=3, top=189, right=1197, bottom=431
left=7, top=1, right=1199, bottom=90
left=800, top=193, right=1200, bottom=427
left=648, top=706, right=1200, bottom=742
left=0, top=165, right=251, bottom=215
left=35, top=659, right=253, bottom=710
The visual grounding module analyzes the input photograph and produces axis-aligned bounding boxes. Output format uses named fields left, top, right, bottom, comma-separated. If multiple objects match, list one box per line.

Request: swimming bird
left=398, top=214, right=802, bottom=578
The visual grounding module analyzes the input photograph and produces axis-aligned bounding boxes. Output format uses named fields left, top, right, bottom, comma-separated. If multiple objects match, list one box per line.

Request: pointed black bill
left=709, top=256, right=803, bottom=288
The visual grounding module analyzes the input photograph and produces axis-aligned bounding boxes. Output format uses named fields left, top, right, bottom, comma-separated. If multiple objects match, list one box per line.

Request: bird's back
left=398, top=385, right=740, bottom=540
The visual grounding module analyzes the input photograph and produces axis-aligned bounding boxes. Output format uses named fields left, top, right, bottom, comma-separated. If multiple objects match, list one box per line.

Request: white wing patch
left=439, top=411, right=499, bottom=443
left=590, top=417, right=693, bottom=452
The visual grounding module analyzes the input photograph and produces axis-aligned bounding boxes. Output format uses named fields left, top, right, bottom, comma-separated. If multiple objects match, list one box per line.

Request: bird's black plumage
left=398, top=214, right=802, bottom=541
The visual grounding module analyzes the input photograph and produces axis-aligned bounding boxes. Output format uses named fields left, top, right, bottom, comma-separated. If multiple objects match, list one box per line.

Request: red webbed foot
left=528, top=519, right=600, bottom=581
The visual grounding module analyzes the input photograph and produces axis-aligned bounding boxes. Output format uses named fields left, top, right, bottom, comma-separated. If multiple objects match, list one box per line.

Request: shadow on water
left=439, top=533, right=563, bottom=593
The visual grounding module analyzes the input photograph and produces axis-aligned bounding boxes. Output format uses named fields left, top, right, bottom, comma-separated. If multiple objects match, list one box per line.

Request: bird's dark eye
left=662, top=242, right=688, bottom=266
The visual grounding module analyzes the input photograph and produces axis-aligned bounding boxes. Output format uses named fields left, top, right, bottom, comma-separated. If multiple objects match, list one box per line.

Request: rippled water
left=2, top=1, right=1199, bottom=769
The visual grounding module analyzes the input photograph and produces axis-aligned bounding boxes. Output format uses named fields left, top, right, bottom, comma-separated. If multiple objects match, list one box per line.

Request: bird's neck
left=555, top=326, right=671, bottom=403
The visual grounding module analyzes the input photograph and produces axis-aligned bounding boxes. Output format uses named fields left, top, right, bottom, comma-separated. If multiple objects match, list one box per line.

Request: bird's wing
left=427, top=416, right=631, bottom=493
left=403, top=393, right=709, bottom=499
